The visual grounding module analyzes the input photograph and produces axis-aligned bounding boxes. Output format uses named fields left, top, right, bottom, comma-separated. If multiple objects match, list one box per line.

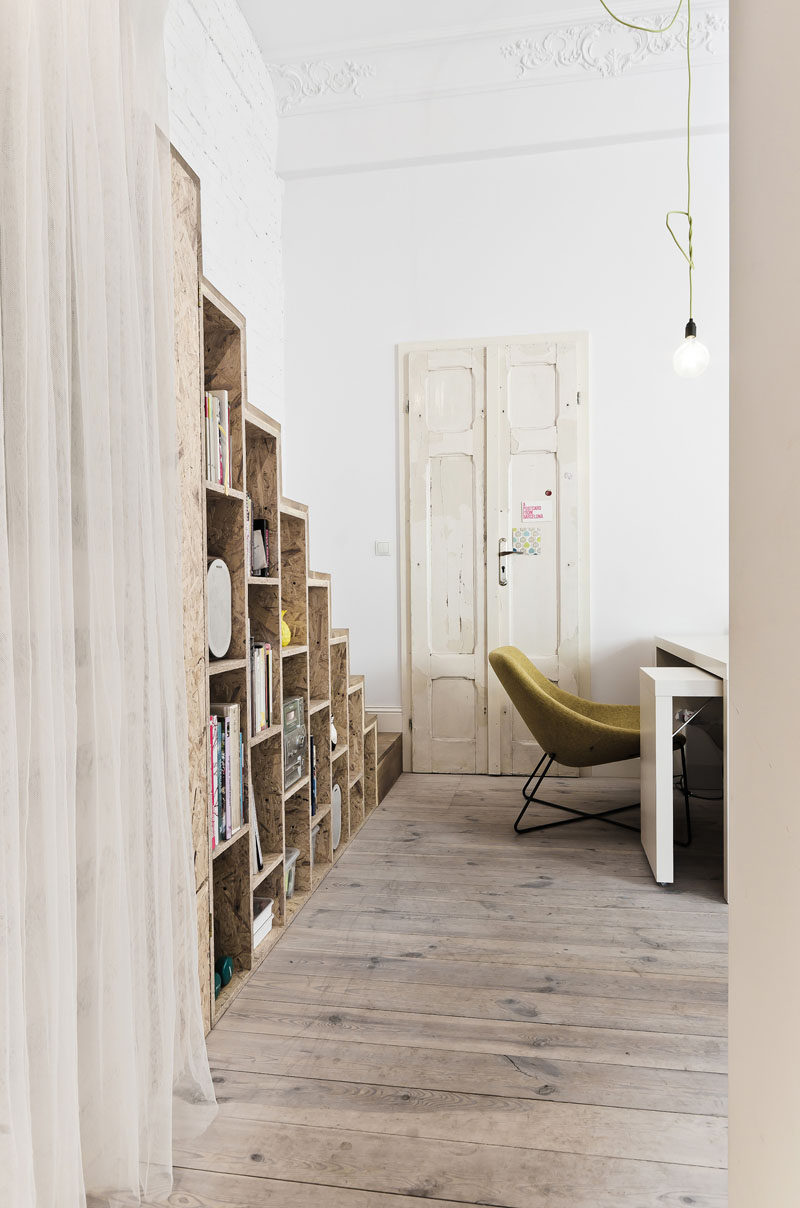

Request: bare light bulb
left=673, top=319, right=710, bottom=378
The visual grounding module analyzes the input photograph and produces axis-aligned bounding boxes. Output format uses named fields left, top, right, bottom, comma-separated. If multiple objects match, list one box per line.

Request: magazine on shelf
left=210, top=701, right=241, bottom=839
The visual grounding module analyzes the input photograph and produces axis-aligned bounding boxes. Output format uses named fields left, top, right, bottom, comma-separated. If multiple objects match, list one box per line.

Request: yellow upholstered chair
left=489, top=646, right=690, bottom=837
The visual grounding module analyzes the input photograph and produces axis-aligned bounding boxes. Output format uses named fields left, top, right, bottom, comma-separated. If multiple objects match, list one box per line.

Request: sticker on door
left=521, top=499, right=553, bottom=523
left=512, top=527, right=543, bottom=555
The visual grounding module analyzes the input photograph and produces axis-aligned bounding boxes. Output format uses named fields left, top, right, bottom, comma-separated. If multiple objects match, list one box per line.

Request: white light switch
left=374, top=541, right=391, bottom=556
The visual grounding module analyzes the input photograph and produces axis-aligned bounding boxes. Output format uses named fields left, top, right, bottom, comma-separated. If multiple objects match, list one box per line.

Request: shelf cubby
left=331, top=752, right=352, bottom=847
left=250, top=729, right=284, bottom=858
left=252, top=858, right=285, bottom=951
left=245, top=414, right=281, bottom=579
left=312, top=808, right=333, bottom=882
left=202, top=292, right=244, bottom=495
left=349, top=776, right=365, bottom=834
left=280, top=507, right=308, bottom=646
left=207, top=493, right=247, bottom=662
left=310, top=703, right=332, bottom=821
left=330, top=639, right=349, bottom=750
left=285, top=782, right=313, bottom=895
left=308, top=582, right=331, bottom=700
left=348, top=683, right=364, bottom=773
left=212, top=829, right=252, bottom=981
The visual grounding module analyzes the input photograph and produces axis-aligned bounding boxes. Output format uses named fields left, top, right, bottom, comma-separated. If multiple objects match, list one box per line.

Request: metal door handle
left=498, top=538, right=520, bottom=586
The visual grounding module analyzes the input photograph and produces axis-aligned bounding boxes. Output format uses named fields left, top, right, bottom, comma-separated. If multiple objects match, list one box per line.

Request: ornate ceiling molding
left=268, top=4, right=728, bottom=118
left=272, top=60, right=375, bottom=116
left=501, top=10, right=728, bottom=80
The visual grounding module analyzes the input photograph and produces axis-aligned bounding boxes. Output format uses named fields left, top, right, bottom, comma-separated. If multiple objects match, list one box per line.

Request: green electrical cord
left=599, top=0, right=695, bottom=319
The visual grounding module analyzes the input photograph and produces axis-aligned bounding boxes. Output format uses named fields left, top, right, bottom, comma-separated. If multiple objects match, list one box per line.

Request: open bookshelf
left=172, top=149, right=380, bottom=1030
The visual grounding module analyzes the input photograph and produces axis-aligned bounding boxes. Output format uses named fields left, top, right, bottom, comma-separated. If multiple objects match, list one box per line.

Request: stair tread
left=378, top=732, right=402, bottom=760
left=364, top=711, right=378, bottom=731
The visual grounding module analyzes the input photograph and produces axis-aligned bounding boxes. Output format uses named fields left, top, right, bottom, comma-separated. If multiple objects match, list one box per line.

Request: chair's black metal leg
left=514, top=756, right=640, bottom=835
left=675, top=743, right=692, bottom=847
left=515, top=756, right=553, bottom=832
left=521, top=752, right=549, bottom=802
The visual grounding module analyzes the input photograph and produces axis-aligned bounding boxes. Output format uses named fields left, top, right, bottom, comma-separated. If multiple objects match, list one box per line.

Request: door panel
left=487, top=338, right=586, bottom=775
left=429, top=454, right=476, bottom=655
left=408, top=348, right=487, bottom=773
left=406, top=335, right=586, bottom=776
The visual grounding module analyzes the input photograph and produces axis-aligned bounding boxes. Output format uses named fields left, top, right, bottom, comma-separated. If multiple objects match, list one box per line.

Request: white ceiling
left=239, top=0, right=645, bottom=57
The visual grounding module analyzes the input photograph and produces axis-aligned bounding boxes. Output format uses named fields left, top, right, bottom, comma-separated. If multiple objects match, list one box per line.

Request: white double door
left=403, top=335, right=587, bottom=775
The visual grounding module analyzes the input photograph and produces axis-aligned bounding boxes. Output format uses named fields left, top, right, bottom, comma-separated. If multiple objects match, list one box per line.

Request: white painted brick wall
left=165, top=0, right=284, bottom=421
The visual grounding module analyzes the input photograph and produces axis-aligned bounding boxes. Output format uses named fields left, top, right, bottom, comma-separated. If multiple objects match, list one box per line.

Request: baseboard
left=369, top=706, right=403, bottom=734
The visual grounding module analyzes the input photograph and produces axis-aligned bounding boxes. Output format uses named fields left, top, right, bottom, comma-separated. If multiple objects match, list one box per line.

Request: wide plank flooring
left=159, top=773, right=728, bottom=1206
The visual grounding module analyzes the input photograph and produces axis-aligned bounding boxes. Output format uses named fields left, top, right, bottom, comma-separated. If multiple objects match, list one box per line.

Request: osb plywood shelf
left=313, top=801, right=332, bottom=824
left=284, top=773, right=310, bottom=800
left=281, top=644, right=308, bottom=659
left=249, top=723, right=282, bottom=748
left=205, top=481, right=246, bottom=502
left=251, top=851, right=283, bottom=891
left=209, top=657, right=247, bottom=676
left=171, top=147, right=380, bottom=1034
left=212, top=825, right=249, bottom=862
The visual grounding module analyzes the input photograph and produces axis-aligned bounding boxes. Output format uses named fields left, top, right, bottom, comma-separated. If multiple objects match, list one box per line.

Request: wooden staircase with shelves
left=171, top=149, right=390, bottom=1031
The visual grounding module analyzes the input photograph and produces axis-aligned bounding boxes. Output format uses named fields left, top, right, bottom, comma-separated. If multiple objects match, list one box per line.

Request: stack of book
left=253, top=895, right=274, bottom=948
left=250, top=641, right=273, bottom=734
left=209, top=701, right=244, bottom=849
left=205, top=389, right=231, bottom=490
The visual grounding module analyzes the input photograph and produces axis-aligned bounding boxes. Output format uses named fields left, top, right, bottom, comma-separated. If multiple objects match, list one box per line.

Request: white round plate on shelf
left=207, top=557, right=232, bottom=658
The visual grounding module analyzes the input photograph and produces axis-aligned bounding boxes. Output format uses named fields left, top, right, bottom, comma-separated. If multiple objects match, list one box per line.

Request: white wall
left=281, top=132, right=729, bottom=712
left=729, top=2, right=800, bottom=1202
left=165, top=0, right=284, bottom=419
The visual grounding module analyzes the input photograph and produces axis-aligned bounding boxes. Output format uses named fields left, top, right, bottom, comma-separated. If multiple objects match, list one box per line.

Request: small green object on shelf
left=214, top=971, right=222, bottom=998
left=215, top=955, right=233, bottom=988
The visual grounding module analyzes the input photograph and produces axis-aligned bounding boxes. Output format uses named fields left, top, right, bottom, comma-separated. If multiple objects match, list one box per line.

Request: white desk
left=643, top=634, right=729, bottom=899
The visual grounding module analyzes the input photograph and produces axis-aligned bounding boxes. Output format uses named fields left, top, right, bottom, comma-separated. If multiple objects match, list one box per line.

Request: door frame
left=397, top=333, right=591, bottom=774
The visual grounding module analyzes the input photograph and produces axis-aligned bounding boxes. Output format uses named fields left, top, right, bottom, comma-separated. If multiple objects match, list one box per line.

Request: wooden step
left=364, top=711, right=378, bottom=732
left=244, top=403, right=281, bottom=439
left=280, top=497, right=308, bottom=520
left=377, top=732, right=403, bottom=802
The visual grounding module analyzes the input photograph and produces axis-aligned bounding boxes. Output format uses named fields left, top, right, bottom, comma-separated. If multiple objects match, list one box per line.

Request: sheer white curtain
left=0, top=1, right=215, bottom=1205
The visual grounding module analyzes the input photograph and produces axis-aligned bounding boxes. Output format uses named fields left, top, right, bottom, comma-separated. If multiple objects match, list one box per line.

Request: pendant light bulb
left=673, top=319, right=710, bottom=378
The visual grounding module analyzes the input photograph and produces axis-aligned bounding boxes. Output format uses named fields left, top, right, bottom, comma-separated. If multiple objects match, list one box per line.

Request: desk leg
left=723, top=684, right=730, bottom=903
left=640, top=678, right=675, bottom=884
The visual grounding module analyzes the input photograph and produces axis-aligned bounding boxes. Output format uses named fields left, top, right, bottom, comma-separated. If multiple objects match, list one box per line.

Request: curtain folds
left=0, top=2, right=215, bottom=1205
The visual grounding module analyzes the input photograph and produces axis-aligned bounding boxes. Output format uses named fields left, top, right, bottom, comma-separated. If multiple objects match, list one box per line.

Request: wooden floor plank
left=276, top=922, right=728, bottom=976
left=207, top=1029, right=728, bottom=1116
left=173, top=1117, right=727, bottom=1207
left=218, top=998, right=727, bottom=1072
left=315, top=874, right=728, bottom=915
left=209, top=1068, right=727, bottom=1167
left=260, top=948, right=728, bottom=1006
left=180, top=773, right=728, bottom=1206
left=142, top=1168, right=471, bottom=1207
left=238, top=968, right=727, bottom=1036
